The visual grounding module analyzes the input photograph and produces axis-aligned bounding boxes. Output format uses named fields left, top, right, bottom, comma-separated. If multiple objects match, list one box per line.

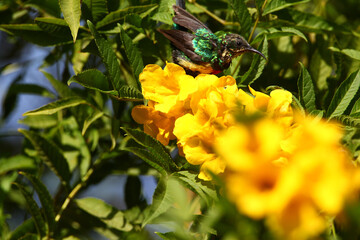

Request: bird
left=158, top=5, right=266, bottom=76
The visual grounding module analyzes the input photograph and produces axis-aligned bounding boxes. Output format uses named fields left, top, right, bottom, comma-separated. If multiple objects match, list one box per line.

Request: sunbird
left=158, top=5, right=266, bottom=76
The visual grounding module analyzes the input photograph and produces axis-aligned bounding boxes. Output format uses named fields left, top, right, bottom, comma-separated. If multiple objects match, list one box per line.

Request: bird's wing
left=158, top=29, right=203, bottom=62
left=172, top=5, right=212, bottom=33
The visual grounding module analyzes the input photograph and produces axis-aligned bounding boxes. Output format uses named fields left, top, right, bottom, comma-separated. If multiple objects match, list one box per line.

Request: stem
left=231, top=0, right=268, bottom=76
left=55, top=159, right=100, bottom=222
left=193, top=2, right=240, bottom=26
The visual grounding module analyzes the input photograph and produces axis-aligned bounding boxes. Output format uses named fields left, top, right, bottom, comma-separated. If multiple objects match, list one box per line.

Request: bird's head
left=224, top=34, right=266, bottom=60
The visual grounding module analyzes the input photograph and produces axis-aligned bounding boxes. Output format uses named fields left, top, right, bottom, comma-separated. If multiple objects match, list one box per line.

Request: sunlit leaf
left=19, top=129, right=71, bottom=184
left=327, top=70, right=360, bottom=118
left=252, top=27, right=307, bottom=44
left=0, top=155, right=35, bottom=175
left=298, top=62, right=316, bottom=113
left=329, top=47, right=360, bottom=61
left=23, top=97, right=87, bottom=116
left=151, top=0, right=175, bottom=25
left=263, top=0, right=310, bottom=15
left=19, top=115, right=58, bottom=129
left=82, top=109, right=104, bottom=135
left=119, top=25, right=143, bottom=90
left=75, top=197, right=133, bottom=231
left=59, top=0, right=81, bottom=42
left=14, top=183, right=47, bottom=237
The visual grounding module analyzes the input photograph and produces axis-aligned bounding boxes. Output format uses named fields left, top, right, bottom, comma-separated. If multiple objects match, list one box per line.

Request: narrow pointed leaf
left=0, top=155, right=35, bottom=175
left=96, top=4, right=157, bottom=28
left=263, top=0, right=310, bottom=15
left=327, top=70, right=360, bottom=118
left=329, top=47, right=360, bottom=61
left=297, top=62, right=316, bottom=112
left=68, top=69, right=112, bottom=93
left=119, top=25, right=142, bottom=90
left=19, top=129, right=71, bottom=184
left=19, top=115, right=58, bottom=129
left=82, top=110, right=104, bottom=135
left=333, top=115, right=360, bottom=128
left=252, top=27, right=307, bottom=44
left=75, top=197, right=133, bottom=231
left=240, top=36, right=268, bottom=85
left=23, top=97, right=87, bottom=116
left=122, top=127, right=177, bottom=172
left=59, top=0, right=81, bottom=42
left=41, top=70, right=78, bottom=98
left=228, top=0, right=251, bottom=36
left=20, top=172, right=56, bottom=234
left=35, top=17, right=72, bottom=38
left=14, top=183, right=47, bottom=237
left=88, top=20, right=124, bottom=91
left=9, top=219, right=36, bottom=240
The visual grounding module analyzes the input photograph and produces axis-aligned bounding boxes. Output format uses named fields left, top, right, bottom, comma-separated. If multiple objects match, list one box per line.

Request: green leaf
left=240, top=36, right=268, bottom=85
left=156, top=232, right=177, bottom=240
left=41, top=70, right=78, bottom=98
left=88, top=20, right=124, bottom=91
left=72, top=40, right=90, bottom=74
left=68, top=69, right=112, bottom=92
left=75, top=197, right=133, bottom=231
left=173, top=171, right=217, bottom=206
left=0, top=24, right=72, bottom=46
left=252, top=27, right=307, bottom=44
left=19, top=129, right=71, bottom=184
left=59, top=0, right=81, bottom=42
left=82, top=0, right=108, bottom=23
left=19, top=115, right=58, bottom=129
left=119, top=25, right=143, bottom=90
left=116, top=86, right=143, bottom=101
left=122, top=146, right=168, bottom=176
left=329, top=47, right=360, bottom=61
left=97, top=4, right=157, bottom=29
left=20, top=172, right=56, bottom=235
left=35, top=17, right=71, bottom=38
left=142, top=177, right=178, bottom=226
left=228, top=0, right=252, bottom=36
left=350, top=98, right=360, bottom=116
left=327, top=70, right=360, bottom=119
left=25, top=0, right=61, bottom=17
left=263, top=0, right=310, bottom=15
left=333, top=115, right=360, bottom=128
left=0, top=155, right=35, bottom=175
left=23, top=97, right=87, bottom=116
left=297, top=62, right=316, bottom=113
left=82, top=109, right=104, bottom=135
left=9, top=218, right=36, bottom=240
left=151, top=0, right=175, bottom=25
left=122, top=127, right=177, bottom=172
left=14, top=183, right=47, bottom=237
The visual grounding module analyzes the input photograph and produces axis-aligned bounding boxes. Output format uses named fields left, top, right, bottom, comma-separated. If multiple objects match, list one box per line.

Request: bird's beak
left=246, top=47, right=267, bottom=61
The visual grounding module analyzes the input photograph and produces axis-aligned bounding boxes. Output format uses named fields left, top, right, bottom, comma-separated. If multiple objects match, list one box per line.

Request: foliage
left=0, top=0, right=360, bottom=239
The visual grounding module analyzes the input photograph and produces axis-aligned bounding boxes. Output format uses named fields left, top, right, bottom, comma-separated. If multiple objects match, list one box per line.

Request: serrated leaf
left=119, top=25, right=142, bottom=90
left=252, top=27, right=307, bottom=44
left=350, top=98, right=360, bottom=116
left=0, top=24, right=72, bottom=46
left=263, top=0, right=310, bottom=15
left=68, top=69, right=112, bottom=92
left=97, top=4, right=157, bottom=29
left=142, top=177, right=178, bottom=226
left=59, top=0, right=81, bottom=42
left=122, top=127, right=177, bottom=172
left=116, top=86, right=143, bottom=101
left=20, top=172, right=56, bottom=235
left=173, top=170, right=217, bottom=206
left=333, top=115, right=360, bottom=128
left=88, top=20, right=125, bottom=91
left=297, top=62, right=316, bottom=112
left=23, top=97, right=87, bottom=116
left=19, top=129, right=71, bottom=184
left=122, top=146, right=167, bottom=176
left=82, top=110, right=104, bottom=135
left=0, top=155, right=35, bottom=175
left=19, top=115, right=58, bottom=129
left=35, top=17, right=72, bottom=38
left=14, top=183, right=47, bottom=237
left=25, top=0, right=61, bottom=17
left=228, top=0, right=252, bottom=36
left=151, top=0, right=175, bottom=25
left=41, top=70, right=78, bottom=98
left=83, top=0, right=108, bottom=23
left=240, top=36, right=268, bottom=85
left=75, top=197, right=133, bottom=231
left=327, top=70, right=360, bottom=119
left=329, top=47, right=360, bottom=61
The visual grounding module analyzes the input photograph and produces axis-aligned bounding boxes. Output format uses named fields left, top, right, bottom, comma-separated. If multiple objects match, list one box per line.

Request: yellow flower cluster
left=132, top=63, right=360, bottom=239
